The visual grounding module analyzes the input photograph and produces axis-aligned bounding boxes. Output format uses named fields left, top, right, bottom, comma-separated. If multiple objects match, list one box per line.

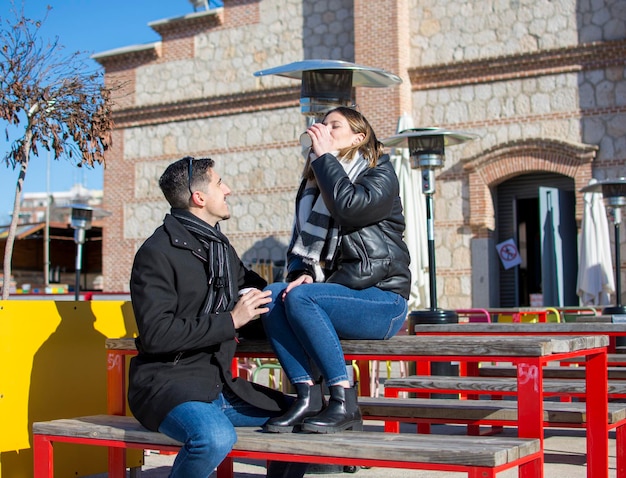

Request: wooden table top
left=413, top=322, right=626, bottom=334
left=106, top=334, right=608, bottom=358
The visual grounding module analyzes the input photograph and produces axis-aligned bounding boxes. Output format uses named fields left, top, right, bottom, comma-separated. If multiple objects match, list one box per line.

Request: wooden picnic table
left=412, top=321, right=626, bottom=354
left=106, top=334, right=609, bottom=478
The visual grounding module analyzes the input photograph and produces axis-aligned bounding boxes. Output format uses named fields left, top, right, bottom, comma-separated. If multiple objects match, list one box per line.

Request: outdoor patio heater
left=253, top=59, right=402, bottom=123
left=382, top=128, right=477, bottom=326
left=69, top=205, right=110, bottom=300
left=70, top=205, right=94, bottom=301
left=253, top=60, right=402, bottom=444
left=580, top=177, right=626, bottom=316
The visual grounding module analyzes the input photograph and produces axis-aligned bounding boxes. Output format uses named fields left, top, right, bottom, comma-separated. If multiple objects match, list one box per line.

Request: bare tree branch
left=1, top=1, right=116, bottom=298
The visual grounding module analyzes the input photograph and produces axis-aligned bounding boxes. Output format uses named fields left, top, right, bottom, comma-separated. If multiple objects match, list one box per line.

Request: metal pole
left=604, top=207, right=626, bottom=317
left=425, top=193, right=437, bottom=311
left=75, top=241, right=83, bottom=301
left=615, top=217, right=622, bottom=308
left=44, top=152, right=50, bottom=288
left=606, top=208, right=626, bottom=350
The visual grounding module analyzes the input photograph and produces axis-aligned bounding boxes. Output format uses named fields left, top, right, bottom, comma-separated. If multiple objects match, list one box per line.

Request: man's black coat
left=129, top=214, right=287, bottom=431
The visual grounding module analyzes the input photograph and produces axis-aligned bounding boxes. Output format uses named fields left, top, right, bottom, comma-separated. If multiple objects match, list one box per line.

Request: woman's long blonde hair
left=302, top=106, right=384, bottom=180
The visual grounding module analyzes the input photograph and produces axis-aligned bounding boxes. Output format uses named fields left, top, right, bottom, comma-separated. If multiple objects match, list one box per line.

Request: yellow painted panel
left=0, top=300, right=141, bottom=478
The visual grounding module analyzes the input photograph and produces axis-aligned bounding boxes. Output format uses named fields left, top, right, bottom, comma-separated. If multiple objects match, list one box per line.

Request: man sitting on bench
left=128, top=157, right=308, bottom=478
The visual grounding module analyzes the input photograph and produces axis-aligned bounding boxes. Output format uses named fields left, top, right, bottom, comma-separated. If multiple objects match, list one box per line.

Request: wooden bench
left=478, top=365, right=626, bottom=380
left=32, top=414, right=541, bottom=478
left=361, top=396, right=626, bottom=455
left=384, top=375, right=626, bottom=399
left=562, top=353, right=626, bottom=365
left=359, top=396, right=626, bottom=430
left=383, top=375, right=626, bottom=477
left=372, top=387, right=626, bottom=478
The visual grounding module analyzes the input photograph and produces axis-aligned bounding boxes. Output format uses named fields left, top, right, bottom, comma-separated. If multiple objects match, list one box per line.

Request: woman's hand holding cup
left=300, top=123, right=332, bottom=156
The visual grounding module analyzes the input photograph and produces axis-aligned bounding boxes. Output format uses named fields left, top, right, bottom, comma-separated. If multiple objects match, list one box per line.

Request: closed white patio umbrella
left=577, top=179, right=615, bottom=306
left=389, top=113, right=429, bottom=310
left=371, top=113, right=428, bottom=396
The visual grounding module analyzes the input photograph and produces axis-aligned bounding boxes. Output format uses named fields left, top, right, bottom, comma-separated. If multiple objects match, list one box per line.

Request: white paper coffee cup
left=299, top=132, right=312, bottom=148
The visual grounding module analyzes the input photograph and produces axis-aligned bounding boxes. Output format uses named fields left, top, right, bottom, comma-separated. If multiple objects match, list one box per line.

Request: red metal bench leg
left=586, top=350, right=609, bottom=478
left=417, top=423, right=431, bottom=434
left=468, top=469, right=495, bottom=478
left=109, top=448, right=126, bottom=478
left=33, top=434, right=54, bottom=478
left=518, top=455, right=543, bottom=478
left=384, top=419, right=400, bottom=433
left=618, top=423, right=626, bottom=478
left=357, top=360, right=370, bottom=396
left=517, top=359, right=544, bottom=478
left=216, top=456, right=234, bottom=478
left=383, top=387, right=401, bottom=433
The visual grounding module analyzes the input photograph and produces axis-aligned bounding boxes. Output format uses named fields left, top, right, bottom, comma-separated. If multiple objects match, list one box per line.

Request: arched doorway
left=496, top=172, right=578, bottom=307
left=463, top=138, right=597, bottom=308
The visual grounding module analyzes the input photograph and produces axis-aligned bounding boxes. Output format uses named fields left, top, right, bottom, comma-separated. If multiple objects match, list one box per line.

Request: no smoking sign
left=496, top=238, right=522, bottom=270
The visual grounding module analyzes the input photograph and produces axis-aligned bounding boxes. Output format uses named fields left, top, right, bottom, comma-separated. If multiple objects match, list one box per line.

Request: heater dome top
left=382, top=128, right=478, bottom=149
left=254, top=59, right=402, bottom=88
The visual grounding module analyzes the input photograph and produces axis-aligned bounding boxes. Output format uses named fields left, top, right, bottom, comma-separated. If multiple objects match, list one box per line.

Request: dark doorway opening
left=496, top=173, right=578, bottom=307
left=517, top=197, right=541, bottom=306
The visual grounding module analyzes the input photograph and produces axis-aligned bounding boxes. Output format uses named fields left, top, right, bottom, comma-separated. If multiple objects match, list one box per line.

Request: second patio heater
left=253, top=59, right=403, bottom=437
left=383, top=128, right=477, bottom=325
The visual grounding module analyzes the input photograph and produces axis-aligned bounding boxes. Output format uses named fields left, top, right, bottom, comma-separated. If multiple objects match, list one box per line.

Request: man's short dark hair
left=159, top=157, right=215, bottom=209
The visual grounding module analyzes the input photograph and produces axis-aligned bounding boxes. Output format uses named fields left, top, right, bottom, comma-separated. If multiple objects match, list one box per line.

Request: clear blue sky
left=0, top=1, right=216, bottom=224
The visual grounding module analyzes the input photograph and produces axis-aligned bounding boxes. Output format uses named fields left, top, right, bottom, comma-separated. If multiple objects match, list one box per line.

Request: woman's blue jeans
left=261, top=282, right=408, bottom=386
left=158, top=388, right=291, bottom=478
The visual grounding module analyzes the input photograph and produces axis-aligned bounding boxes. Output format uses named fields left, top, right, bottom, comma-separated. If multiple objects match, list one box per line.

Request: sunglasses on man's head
left=186, top=157, right=195, bottom=196
left=185, top=157, right=213, bottom=198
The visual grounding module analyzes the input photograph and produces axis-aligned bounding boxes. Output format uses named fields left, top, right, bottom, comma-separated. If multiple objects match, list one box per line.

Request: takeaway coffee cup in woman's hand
left=300, top=123, right=330, bottom=148
left=299, top=132, right=312, bottom=148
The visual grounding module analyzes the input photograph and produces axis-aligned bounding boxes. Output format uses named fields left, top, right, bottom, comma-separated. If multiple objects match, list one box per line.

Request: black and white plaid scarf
left=171, top=209, right=234, bottom=315
left=291, top=153, right=368, bottom=281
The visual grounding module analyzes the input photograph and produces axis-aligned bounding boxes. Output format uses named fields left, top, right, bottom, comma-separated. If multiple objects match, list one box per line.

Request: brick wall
left=354, top=0, right=410, bottom=138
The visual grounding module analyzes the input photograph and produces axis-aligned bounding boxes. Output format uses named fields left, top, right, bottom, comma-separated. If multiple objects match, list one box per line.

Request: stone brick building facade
left=94, top=0, right=626, bottom=309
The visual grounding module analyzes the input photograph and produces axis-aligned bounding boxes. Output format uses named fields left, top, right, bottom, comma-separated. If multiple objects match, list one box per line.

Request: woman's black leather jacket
left=286, top=152, right=411, bottom=299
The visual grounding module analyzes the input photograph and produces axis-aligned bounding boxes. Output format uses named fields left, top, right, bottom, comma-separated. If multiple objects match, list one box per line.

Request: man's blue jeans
left=158, top=388, right=297, bottom=477
left=261, top=282, right=408, bottom=386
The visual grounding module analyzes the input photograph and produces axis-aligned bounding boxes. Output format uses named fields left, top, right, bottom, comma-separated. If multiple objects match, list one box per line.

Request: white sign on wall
left=496, top=238, right=522, bottom=270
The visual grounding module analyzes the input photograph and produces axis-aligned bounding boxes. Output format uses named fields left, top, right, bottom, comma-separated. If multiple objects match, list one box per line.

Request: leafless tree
left=0, top=3, right=115, bottom=299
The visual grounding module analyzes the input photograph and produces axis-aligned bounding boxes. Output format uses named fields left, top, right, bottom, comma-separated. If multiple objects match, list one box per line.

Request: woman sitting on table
left=261, top=106, right=411, bottom=434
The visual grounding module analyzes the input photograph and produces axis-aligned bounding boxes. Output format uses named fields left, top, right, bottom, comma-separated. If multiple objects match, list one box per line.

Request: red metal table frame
left=106, top=336, right=609, bottom=478
left=382, top=348, right=608, bottom=478
left=105, top=347, right=373, bottom=417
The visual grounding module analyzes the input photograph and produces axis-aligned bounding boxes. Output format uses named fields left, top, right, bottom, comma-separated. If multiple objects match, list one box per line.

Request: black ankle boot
left=264, top=382, right=325, bottom=433
left=301, top=384, right=363, bottom=434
